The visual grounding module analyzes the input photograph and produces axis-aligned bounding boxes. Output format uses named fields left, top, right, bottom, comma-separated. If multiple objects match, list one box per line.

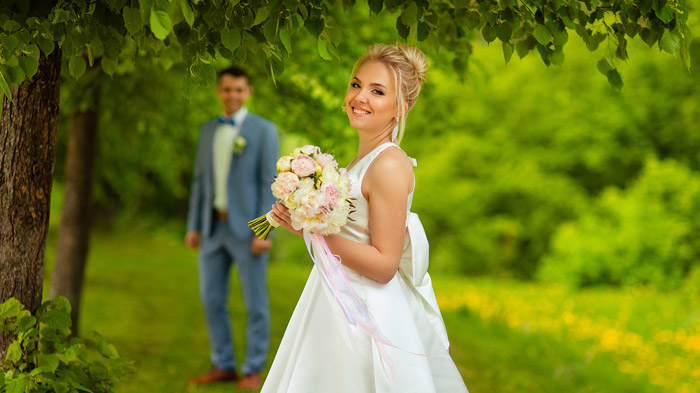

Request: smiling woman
left=262, top=43, right=468, bottom=393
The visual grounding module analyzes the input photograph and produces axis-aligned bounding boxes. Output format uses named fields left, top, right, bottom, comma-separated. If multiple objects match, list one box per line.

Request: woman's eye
left=351, top=82, right=360, bottom=88
left=373, top=89, right=384, bottom=95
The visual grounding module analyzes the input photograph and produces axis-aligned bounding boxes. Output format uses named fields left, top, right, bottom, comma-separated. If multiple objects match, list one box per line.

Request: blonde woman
left=262, top=43, right=469, bottom=392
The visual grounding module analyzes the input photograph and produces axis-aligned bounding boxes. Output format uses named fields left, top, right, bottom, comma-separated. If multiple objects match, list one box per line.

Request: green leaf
left=263, top=17, right=278, bottom=43
left=5, top=376, right=27, bottom=393
left=400, top=3, right=418, bottom=26
left=660, top=31, right=680, bottom=55
left=0, top=69, right=13, bottom=99
left=102, top=57, right=118, bottom=76
left=220, top=29, right=241, bottom=51
left=0, top=34, right=18, bottom=54
left=5, top=340, right=21, bottom=363
left=36, top=36, right=55, bottom=56
left=253, top=7, right=269, bottom=26
left=180, top=0, right=195, bottom=27
left=98, top=341, right=119, bottom=359
left=495, top=21, right=512, bottom=42
left=44, top=309, right=72, bottom=329
left=396, top=17, right=409, bottom=40
left=0, top=298, right=22, bottom=320
left=606, top=68, right=623, bottom=90
left=6, top=66, right=24, bottom=86
left=317, top=36, right=332, bottom=60
left=368, top=0, right=383, bottom=15
left=502, top=41, right=513, bottom=64
left=196, top=62, right=217, bottom=87
left=597, top=58, right=613, bottom=75
left=533, top=24, right=552, bottom=45
left=515, top=38, right=532, bottom=58
left=657, top=6, right=674, bottom=24
left=38, top=353, right=60, bottom=372
left=123, top=6, right=143, bottom=35
left=280, top=28, right=292, bottom=53
left=481, top=24, right=496, bottom=43
left=17, top=315, right=36, bottom=332
left=64, top=346, right=78, bottom=361
left=150, top=10, right=172, bottom=40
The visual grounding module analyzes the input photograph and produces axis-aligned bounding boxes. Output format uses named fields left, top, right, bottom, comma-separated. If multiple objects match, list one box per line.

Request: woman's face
left=344, top=61, right=397, bottom=133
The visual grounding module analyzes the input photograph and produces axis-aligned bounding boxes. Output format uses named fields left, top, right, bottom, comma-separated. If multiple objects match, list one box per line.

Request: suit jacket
left=187, top=112, right=279, bottom=240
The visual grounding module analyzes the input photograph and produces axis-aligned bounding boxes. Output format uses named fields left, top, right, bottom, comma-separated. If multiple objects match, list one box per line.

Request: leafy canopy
left=0, top=0, right=692, bottom=95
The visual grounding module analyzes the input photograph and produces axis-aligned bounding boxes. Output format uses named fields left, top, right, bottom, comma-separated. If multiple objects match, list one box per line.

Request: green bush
left=539, top=159, right=700, bottom=289
left=0, top=297, right=130, bottom=393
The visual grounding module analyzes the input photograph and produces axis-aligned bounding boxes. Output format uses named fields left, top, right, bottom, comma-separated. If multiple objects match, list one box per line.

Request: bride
left=263, top=43, right=469, bottom=393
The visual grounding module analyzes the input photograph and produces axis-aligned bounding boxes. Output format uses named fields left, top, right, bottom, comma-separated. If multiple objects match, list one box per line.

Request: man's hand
left=185, top=230, right=201, bottom=249
left=251, top=237, right=273, bottom=256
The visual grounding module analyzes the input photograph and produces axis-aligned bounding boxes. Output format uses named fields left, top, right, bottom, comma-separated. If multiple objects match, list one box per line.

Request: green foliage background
left=49, top=2, right=700, bottom=292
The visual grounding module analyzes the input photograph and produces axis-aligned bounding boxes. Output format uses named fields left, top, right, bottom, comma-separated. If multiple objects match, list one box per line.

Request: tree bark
left=49, top=85, right=100, bottom=335
left=0, top=49, right=62, bottom=358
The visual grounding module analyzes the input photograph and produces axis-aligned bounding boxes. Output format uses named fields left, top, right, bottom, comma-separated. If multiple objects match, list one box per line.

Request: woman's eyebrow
left=353, top=77, right=386, bottom=89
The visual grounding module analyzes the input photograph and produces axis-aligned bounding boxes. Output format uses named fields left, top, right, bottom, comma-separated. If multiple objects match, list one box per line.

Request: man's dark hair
left=218, top=66, right=250, bottom=83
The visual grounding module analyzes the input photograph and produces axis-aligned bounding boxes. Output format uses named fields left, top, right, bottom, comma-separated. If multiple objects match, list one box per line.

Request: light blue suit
left=187, top=112, right=279, bottom=374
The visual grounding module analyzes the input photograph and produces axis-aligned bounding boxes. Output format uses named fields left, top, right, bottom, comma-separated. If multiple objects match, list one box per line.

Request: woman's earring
left=391, top=121, right=399, bottom=142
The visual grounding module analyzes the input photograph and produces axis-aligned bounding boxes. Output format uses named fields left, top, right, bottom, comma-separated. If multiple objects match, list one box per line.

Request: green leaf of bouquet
left=102, top=57, right=118, bottom=76
left=150, top=10, right=172, bottom=40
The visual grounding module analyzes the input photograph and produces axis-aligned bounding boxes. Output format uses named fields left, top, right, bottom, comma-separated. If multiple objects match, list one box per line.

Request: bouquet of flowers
left=249, top=144, right=422, bottom=380
left=248, top=145, right=353, bottom=239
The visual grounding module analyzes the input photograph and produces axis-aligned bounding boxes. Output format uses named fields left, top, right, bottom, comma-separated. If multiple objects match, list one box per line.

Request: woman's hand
left=270, top=202, right=303, bottom=237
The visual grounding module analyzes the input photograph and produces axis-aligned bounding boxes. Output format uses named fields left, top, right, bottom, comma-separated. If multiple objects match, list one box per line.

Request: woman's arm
left=271, top=147, right=414, bottom=284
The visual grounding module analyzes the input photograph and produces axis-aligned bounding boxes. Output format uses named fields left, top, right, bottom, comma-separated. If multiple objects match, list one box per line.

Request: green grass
left=41, top=219, right=694, bottom=393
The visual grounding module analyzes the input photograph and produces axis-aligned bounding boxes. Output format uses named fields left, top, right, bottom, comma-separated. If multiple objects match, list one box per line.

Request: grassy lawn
left=41, top=207, right=696, bottom=392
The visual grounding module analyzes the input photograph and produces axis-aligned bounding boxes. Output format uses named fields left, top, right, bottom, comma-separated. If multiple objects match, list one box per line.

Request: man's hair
left=217, top=66, right=250, bottom=84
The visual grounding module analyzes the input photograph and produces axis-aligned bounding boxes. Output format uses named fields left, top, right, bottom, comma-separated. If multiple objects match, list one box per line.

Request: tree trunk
left=49, top=93, right=99, bottom=335
left=0, top=49, right=62, bottom=359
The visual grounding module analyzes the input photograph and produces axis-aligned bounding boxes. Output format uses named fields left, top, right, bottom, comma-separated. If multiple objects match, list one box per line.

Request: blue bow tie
left=218, top=116, right=236, bottom=126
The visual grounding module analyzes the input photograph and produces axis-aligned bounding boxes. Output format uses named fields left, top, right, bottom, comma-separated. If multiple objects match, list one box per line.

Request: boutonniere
left=232, top=135, right=247, bottom=156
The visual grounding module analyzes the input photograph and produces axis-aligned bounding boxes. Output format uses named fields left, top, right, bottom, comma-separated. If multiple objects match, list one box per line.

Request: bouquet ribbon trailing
left=302, top=231, right=426, bottom=380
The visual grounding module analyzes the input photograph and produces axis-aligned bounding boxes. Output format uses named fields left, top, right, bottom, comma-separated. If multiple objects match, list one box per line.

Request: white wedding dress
left=261, top=142, right=469, bottom=393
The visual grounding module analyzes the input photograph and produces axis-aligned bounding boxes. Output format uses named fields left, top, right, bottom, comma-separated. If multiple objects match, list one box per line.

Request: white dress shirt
left=213, top=107, right=248, bottom=211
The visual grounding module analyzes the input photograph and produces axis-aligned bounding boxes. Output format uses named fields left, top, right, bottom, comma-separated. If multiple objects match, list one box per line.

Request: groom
left=185, top=66, right=279, bottom=390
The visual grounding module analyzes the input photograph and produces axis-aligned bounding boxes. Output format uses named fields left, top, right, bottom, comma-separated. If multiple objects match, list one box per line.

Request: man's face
left=217, top=74, right=251, bottom=115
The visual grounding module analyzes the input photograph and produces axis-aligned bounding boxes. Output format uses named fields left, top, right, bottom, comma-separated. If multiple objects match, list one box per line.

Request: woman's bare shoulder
left=365, top=146, right=413, bottom=192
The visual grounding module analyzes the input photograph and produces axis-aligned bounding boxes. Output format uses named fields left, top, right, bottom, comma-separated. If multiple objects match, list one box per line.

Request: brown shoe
left=237, top=372, right=262, bottom=390
left=188, top=368, right=239, bottom=385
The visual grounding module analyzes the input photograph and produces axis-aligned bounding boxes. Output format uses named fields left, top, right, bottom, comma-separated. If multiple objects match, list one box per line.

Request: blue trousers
left=198, top=218, right=270, bottom=374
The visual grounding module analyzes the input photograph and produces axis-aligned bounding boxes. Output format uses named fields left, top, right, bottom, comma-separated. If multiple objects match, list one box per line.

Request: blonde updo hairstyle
left=346, top=43, right=427, bottom=144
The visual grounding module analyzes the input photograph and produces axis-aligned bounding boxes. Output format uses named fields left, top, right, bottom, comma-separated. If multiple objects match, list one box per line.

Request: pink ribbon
left=303, top=232, right=426, bottom=380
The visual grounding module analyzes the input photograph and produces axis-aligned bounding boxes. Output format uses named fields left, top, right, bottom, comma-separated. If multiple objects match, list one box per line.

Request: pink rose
left=316, top=153, right=337, bottom=169
left=323, top=184, right=340, bottom=209
left=291, top=154, right=316, bottom=177
left=271, top=172, right=299, bottom=199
